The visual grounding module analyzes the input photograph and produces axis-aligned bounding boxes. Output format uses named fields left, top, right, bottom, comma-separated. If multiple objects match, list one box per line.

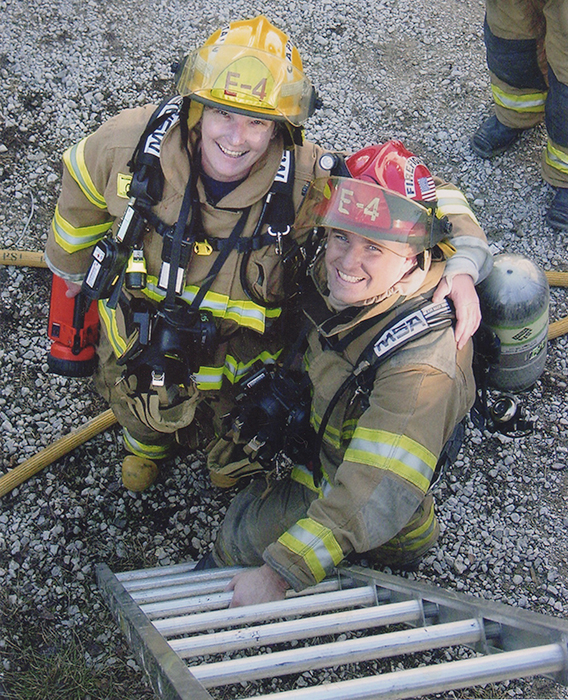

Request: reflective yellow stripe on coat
left=98, top=300, right=127, bottom=357
left=51, top=204, right=113, bottom=253
left=195, top=349, right=280, bottom=390
left=310, top=406, right=357, bottom=450
left=436, top=188, right=480, bottom=226
left=52, top=137, right=112, bottom=252
left=143, top=278, right=281, bottom=335
left=344, top=427, right=437, bottom=494
left=290, top=464, right=332, bottom=497
left=278, top=518, right=344, bottom=583
left=379, top=497, right=438, bottom=554
left=63, top=138, right=107, bottom=208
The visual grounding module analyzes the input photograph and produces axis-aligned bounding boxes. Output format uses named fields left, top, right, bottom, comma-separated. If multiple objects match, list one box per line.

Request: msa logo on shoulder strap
left=372, top=299, right=455, bottom=361
left=143, top=97, right=183, bottom=159
left=274, top=149, right=292, bottom=183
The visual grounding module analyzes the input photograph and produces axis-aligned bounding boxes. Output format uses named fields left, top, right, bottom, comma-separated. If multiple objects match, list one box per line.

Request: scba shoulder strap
left=128, top=95, right=183, bottom=205
left=357, top=298, right=456, bottom=369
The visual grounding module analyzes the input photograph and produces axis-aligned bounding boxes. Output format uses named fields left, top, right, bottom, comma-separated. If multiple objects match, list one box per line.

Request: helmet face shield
left=176, top=43, right=315, bottom=126
left=295, top=177, right=439, bottom=255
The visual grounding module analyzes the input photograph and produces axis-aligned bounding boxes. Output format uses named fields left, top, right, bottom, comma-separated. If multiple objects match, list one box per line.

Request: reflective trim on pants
left=492, top=83, right=547, bottom=113
left=368, top=492, right=439, bottom=567
left=123, top=428, right=172, bottom=460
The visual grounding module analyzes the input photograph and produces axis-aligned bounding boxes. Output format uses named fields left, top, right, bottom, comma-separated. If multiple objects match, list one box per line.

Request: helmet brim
left=295, top=177, right=442, bottom=255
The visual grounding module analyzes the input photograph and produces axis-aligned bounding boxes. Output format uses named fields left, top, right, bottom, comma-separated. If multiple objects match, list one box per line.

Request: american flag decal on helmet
left=417, top=175, right=437, bottom=201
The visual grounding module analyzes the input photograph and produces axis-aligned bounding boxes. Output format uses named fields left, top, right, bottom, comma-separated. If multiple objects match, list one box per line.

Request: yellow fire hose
left=544, top=271, right=568, bottom=339
left=0, top=249, right=47, bottom=267
left=544, top=270, right=568, bottom=288
left=548, top=317, right=568, bottom=339
left=0, top=409, right=117, bottom=498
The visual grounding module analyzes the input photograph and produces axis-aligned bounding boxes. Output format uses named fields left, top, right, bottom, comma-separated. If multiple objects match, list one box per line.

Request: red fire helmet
left=295, top=141, right=449, bottom=255
left=345, top=140, right=437, bottom=204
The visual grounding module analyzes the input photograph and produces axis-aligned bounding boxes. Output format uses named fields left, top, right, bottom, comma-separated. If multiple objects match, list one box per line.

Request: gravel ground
left=1, top=0, right=568, bottom=698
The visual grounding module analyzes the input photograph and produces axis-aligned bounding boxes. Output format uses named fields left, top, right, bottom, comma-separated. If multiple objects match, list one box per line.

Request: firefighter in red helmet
left=202, top=142, right=479, bottom=607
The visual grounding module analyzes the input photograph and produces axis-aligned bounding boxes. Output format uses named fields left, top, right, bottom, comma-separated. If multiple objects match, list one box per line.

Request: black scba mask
left=118, top=301, right=217, bottom=392
left=230, top=364, right=314, bottom=474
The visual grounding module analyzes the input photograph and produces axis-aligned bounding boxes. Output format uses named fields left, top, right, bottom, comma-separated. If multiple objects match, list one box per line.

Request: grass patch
left=0, top=612, right=155, bottom=700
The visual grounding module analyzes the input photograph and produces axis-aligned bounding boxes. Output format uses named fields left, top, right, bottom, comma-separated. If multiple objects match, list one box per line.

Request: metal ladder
left=96, top=562, right=568, bottom=700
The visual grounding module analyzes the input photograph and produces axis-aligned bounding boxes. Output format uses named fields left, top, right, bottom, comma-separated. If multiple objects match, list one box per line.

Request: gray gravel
left=1, top=0, right=568, bottom=698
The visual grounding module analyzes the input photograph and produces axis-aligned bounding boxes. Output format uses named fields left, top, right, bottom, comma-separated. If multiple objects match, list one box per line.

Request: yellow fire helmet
left=175, top=15, right=317, bottom=129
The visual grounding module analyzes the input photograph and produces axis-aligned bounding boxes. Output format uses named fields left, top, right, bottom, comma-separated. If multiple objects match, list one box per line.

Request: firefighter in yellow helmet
left=45, top=16, right=490, bottom=493
left=175, top=16, right=318, bottom=141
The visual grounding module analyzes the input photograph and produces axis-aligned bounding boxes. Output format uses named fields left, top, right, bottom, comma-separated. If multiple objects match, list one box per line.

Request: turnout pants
left=485, top=0, right=568, bottom=186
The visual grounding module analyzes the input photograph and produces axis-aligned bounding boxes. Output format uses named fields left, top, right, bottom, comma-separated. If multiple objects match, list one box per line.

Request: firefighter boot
left=546, top=187, right=568, bottom=232
left=471, top=115, right=526, bottom=159
left=122, top=455, right=159, bottom=491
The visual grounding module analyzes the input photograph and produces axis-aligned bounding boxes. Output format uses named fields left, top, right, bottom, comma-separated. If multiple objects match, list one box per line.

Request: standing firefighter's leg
left=542, top=1, right=568, bottom=228
left=472, top=1, right=547, bottom=157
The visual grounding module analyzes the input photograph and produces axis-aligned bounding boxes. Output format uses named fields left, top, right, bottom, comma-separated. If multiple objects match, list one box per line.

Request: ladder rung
left=170, top=600, right=423, bottom=658
left=142, top=591, right=234, bottom=619
left=130, top=579, right=233, bottom=604
left=122, top=566, right=246, bottom=592
left=155, top=585, right=379, bottom=637
left=191, top=618, right=483, bottom=686
left=140, top=578, right=345, bottom=620
left=248, top=643, right=567, bottom=700
left=116, top=561, right=197, bottom=581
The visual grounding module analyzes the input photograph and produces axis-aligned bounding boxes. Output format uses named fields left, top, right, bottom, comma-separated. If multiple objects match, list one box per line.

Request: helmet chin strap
left=416, top=249, right=429, bottom=271
left=282, top=122, right=304, bottom=149
left=187, top=99, right=204, bottom=131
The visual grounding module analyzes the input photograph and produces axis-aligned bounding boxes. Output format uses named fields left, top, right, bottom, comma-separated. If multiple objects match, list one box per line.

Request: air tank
left=477, top=253, right=549, bottom=392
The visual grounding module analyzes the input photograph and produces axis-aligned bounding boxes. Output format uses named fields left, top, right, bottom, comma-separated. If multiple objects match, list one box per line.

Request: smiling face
left=199, top=107, right=276, bottom=183
left=324, top=229, right=417, bottom=306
